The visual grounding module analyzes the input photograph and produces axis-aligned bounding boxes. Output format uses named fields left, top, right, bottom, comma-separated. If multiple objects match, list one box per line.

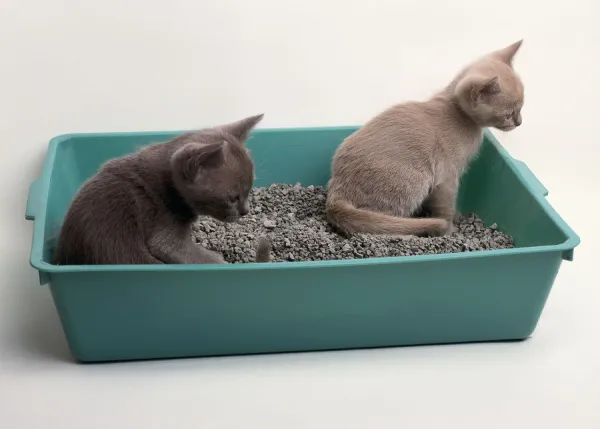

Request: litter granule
left=191, top=184, right=515, bottom=263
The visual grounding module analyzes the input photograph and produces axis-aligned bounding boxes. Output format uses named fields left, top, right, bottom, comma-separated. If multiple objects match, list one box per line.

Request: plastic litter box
left=26, top=126, right=580, bottom=362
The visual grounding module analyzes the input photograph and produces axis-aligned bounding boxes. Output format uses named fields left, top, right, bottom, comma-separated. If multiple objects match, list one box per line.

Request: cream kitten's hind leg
left=423, top=181, right=458, bottom=234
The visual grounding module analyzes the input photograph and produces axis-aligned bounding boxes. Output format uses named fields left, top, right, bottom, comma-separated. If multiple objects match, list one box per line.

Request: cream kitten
left=326, top=40, right=524, bottom=236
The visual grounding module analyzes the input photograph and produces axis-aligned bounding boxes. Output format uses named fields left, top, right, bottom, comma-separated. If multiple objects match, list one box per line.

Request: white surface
left=1, top=0, right=598, bottom=427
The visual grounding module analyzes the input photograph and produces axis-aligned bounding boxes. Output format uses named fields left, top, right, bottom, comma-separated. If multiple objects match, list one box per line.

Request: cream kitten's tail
left=255, top=237, right=272, bottom=263
left=326, top=198, right=448, bottom=237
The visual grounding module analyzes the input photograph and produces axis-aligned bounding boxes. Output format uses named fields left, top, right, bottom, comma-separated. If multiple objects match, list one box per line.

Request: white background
left=1, top=0, right=598, bottom=427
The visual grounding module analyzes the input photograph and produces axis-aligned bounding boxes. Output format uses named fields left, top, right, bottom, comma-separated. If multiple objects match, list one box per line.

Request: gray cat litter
left=192, top=184, right=515, bottom=263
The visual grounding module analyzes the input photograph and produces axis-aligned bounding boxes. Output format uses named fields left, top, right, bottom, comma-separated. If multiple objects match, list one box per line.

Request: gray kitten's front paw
left=207, top=249, right=226, bottom=264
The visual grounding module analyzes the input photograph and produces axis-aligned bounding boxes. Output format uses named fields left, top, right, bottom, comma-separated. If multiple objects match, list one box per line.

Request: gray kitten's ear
left=492, top=39, right=523, bottom=66
left=471, top=76, right=500, bottom=104
left=171, top=142, right=224, bottom=182
left=220, top=114, right=264, bottom=143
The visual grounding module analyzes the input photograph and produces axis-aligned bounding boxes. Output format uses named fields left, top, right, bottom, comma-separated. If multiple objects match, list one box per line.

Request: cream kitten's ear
left=474, top=77, right=500, bottom=103
left=458, top=75, right=500, bottom=105
left=493, top=39, right=523, bottom=66
left=220, top=114, right=264, bottom=144
left=171, top=142, right=225, bottom=182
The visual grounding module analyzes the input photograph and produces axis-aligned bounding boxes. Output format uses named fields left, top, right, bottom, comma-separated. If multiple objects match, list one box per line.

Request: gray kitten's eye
left=229, top=195, right=240, bottom=204
left=505, top=112, right=514, bottom=120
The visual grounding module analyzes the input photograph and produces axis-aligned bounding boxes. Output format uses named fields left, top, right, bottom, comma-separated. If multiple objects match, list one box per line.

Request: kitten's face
left=455, top=40, right=525, bottom=131
left=468, top=71, right=524, bottom=131
left=171, top=114, right=263, bottom=222
left=187, top=143, right=254, bottom=222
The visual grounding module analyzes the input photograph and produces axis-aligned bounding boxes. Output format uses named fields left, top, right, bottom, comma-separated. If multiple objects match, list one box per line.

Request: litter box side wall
left=27, top=126, right=579, bottom=362
left=49, top=249, right=564, bottom=362
left=474, top=130, right=580, bottom=258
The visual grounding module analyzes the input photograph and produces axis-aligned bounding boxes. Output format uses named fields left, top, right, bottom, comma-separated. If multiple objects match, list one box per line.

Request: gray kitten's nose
left=239, top=202, right=250, bottom=216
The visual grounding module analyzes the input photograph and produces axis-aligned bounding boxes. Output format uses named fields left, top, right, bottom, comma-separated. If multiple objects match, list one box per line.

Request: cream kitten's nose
left=514, top=112, right=522, bottom=127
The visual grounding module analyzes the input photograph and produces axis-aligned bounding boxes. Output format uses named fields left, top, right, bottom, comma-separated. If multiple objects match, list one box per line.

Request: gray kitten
left=326, top=40, right=524, bottom=236
left=54, top=114, right=271, bottom=265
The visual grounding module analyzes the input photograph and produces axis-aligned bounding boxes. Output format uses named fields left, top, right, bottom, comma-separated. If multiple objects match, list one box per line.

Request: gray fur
left=326, top=40, right=525, bottom=237
left=54, top=114, right=271, bottom=265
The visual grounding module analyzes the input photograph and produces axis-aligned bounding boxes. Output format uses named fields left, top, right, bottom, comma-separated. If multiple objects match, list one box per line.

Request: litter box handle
left=511, top=158, right=549, bottom=197
left=25, top=178, right=51, bottom=286
left=25, top=178, right=42, bottom=221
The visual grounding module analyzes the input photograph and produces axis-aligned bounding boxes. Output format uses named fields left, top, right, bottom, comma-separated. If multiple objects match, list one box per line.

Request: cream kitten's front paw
left=436, top=219, right=457, bottom=236
left=453, top=211, right=462, bottom=224
left=425, top=219, right=452, bottom=237
left=447, top=222, right=457, bottom=234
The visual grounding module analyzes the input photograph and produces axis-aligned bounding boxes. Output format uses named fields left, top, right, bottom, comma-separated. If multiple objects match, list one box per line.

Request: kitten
left=54, top=114, right=271, bottom=265
left=326, top=40, right=524, bottom=236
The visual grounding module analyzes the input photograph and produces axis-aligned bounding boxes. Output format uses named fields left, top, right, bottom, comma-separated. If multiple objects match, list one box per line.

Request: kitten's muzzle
left=498, top=124, right=517, bottom=132
left=239, top=205, right=249, bottom=216
left=514, top=115, right=522, bottom=127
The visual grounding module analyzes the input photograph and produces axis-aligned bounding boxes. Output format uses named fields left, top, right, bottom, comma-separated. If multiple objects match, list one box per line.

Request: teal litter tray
left=25, top=126, right=580, bottom=362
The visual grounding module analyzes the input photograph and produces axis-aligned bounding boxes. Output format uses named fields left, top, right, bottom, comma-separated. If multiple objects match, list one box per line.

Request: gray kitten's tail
left=254, top=237, right=272, bottom=263
left=326, top=198, right=448, bottom=237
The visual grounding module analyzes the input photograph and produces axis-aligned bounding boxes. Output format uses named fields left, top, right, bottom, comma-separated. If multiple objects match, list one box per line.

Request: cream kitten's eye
left=506, top=112, right=514, bottom=120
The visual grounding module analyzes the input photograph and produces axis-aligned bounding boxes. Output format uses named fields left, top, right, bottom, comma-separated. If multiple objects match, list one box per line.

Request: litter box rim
left=25, top=127, right=581, bottom=283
